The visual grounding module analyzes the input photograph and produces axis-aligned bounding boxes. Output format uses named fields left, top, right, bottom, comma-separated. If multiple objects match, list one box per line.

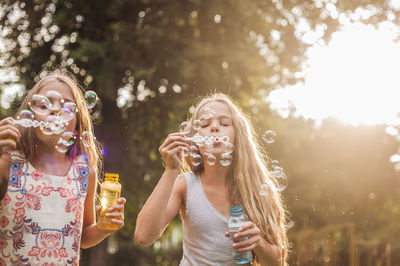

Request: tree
left=1, top=0, right=399, bottom=264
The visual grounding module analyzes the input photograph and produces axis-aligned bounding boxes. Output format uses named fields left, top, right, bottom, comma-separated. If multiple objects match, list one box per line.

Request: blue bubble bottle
left=228, top=206, right=253, bottom=264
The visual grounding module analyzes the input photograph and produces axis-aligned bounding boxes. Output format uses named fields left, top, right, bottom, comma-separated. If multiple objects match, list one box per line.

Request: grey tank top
left=180, top=172, right=238, bottom=266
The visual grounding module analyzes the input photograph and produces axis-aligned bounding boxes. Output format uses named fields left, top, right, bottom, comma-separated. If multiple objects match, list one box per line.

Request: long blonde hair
left=183, top=93, right=288, bottom=264
left=16, top=70, right=102, bottom=176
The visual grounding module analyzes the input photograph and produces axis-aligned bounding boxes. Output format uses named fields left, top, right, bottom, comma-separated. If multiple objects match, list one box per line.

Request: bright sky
left=267, top=19, right=400, bottom=126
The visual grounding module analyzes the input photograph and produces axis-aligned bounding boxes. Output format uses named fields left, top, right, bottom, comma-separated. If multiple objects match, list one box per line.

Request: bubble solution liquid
left=98, top=173, right=121, bottom=230
left=228, top=206, right=253, bottom=264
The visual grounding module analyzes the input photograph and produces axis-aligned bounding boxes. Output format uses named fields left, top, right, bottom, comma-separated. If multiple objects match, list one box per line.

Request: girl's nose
left=210, top=122, right=219, bottom=132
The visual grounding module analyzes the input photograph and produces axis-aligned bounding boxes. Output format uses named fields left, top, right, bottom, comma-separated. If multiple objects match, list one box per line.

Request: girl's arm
left=134, top=133, right=189, bottom=246
left=0, top=117, right=20, bottom=156
left=0, top=117, right=21, bottom=199
left=0, top=153, right=11, bottom=200
left=80, top=165, right=126, bottom=249
left=227, top=222, right=283, bottom=265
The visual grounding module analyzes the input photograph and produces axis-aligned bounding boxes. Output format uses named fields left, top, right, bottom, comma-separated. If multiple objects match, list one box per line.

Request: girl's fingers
left=0, top=139, right=17, bottom=152
left=111, top=219, right=124, bottom=226
left=0, top=118, right=21, bottom=135
left=159, top=134, right=187, bottom=150
left=237, top=243, right=257, bottom=253
left=169, top=146, right=187, bottom=158
left=117, top=197, right=126, bottom=204
left=238, top=221, right=254, bottom=232
left=233, top=234, right=261, bottom=250
left=0, top=126, right=21, bottom=140
left=161, top=144, right=188, bottom=158
left=234, top=227, right=260, bottom=240
left=163, top=141, right=189, bottom=153
left=108, top=204, right=124, bottom=212
left=162, top=133, right=186, bottom=144
left=159, top=145, right=188, bottom=161
left=106, top=212, right=124, bottom=219
left=0, top=117, right=15, bottom=127
left=107, top=198, right=126, bottom=212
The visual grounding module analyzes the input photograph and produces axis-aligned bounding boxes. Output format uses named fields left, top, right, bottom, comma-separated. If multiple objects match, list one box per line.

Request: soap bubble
left=191, top=154, right=202, bottom=166
left=271, top=171, right=288, bottom=192
left=224, top=142, right=234, bottom=154
left=46, top=90, right=64, bottom=111
left=206, top=154, right=217, bottom=166
left=192, top=120, right=202, bottom=131
left=271, top=160, right=279, bottom=166
left=179, top=121, right=191, bottom=135
left=390, top=154, right=400, bottom=163
left=84, top=90, right=98, bottom=109
left=221, top=136, right=230, bottom=144
left=58, top=131, right=77, bottom=146
left=386, top=126, right=399, bottom=136
left=40, top=115, right=63, bottom=135
left=81, top=131, right=94, bottom=147
left=56, top=131, right=76, bottom=153
left=192, top=133, right=204, bottom=146
left=59, top=107, right=75, bottom=122
left=200, top=107, right=216, bottom=120
left=205, top=138, right=214, bottom=149
left=55, top=143, right=68, bottom=153
left=273, top=165, right=284, bottom=172
left=29, top=95, right=51, bottom=115
left=16, top=110, right=34, bottom=120
left=50, top=117, right=66, bottom=135
left=219, top=153, right=233, bottom=167
left=182, top=147, right=189, bottom=157
left=40, top=124, right=53, bottom=135
left=63, top=102, right=78, bottom=113
left=263, top=130, right=277, bottom=144
left=189, top=145, right=199, bottom=156
left=259, top=184, right=269, bottom=196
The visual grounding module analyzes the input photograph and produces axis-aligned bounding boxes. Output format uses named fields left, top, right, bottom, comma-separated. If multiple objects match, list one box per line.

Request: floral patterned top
left=0, top=151, right=89, bottom=266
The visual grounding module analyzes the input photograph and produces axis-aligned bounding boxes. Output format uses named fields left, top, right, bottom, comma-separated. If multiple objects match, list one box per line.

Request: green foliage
left=1, top=0, right=399, bottom=264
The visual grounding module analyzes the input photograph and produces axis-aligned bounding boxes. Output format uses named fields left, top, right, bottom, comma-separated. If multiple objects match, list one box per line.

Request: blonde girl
left=135, top=93, right=287, bottom=265
left=0, top=70, right=126, bottom=265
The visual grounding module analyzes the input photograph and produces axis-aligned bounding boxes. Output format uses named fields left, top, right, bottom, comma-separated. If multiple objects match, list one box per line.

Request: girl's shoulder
left=180, top=171, right=196, bottom=179
left=173, top=172, right=193, bottom=196
left=177, top=171, right=198, bottom=186
left=175, top=171, right=201, bottom=195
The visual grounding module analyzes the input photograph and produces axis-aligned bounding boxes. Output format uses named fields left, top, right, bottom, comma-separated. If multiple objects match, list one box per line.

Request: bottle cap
left=230, top=206, right=244, bottom=216
left=105, top=173, right=119, bottom=182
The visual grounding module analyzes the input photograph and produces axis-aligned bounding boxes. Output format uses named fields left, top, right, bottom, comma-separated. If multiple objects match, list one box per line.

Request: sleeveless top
left=0, top=151, right=89, bottom=266
left=180, top=172, right=238, bottom=266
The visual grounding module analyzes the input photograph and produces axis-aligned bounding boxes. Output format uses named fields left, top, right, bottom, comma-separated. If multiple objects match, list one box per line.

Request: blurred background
left=1, top=0, right=400, bottom=265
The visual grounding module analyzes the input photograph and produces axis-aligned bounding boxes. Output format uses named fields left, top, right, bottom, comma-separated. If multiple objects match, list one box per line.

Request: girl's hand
left=96, top=197, right=126, bottom=234
left=159, top=133, right=189, bottom=171
left=225, top=221, right=263, bottom=253
left=0, top=117, right=21, bottom=155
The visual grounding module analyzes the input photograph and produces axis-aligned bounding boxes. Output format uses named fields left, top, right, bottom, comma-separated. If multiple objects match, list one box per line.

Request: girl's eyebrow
left=216, top=114, right=232, bottom=119
left=199, top=114, right=232, bottom=119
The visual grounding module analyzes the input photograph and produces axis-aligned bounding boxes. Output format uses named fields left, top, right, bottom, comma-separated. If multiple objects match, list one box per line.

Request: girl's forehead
left=199, top=101, right=231, bottom=116
left=38, top=81, right=74, bottom=100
